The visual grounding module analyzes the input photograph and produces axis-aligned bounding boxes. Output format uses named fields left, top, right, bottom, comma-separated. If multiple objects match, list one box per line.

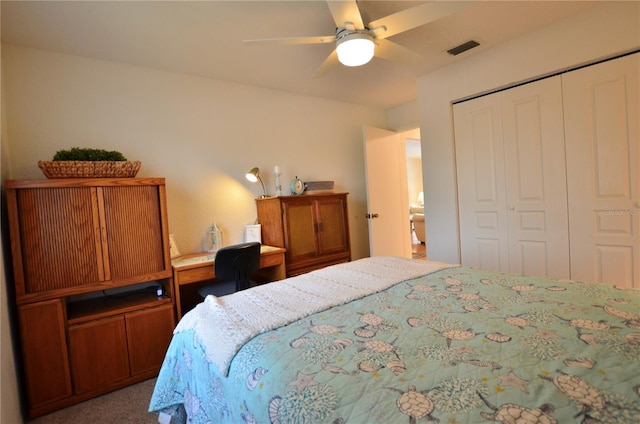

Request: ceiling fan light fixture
left=336, top=32, right=375, bottom=67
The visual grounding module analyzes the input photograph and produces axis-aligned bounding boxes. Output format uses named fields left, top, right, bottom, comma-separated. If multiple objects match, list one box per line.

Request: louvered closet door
left=454, top=76, right=570, bottom=278
left=563, top=53, right=639, bottom=288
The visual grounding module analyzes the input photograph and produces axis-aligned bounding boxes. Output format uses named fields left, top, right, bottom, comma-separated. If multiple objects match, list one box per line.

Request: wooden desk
left=172, top=245, right=286, bottom=319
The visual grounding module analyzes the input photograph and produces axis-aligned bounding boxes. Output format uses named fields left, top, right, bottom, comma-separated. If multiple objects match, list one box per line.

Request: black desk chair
left=197, top=242, right=261, bottom=298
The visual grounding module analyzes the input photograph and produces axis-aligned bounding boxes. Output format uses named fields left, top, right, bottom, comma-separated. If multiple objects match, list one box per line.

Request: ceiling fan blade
left=314, top=49, right=339, bottom=78
left=244, top=35, right=335, bottom=46
left=369, top=1, right=468, bottom=40
left=374, top=38, right=424, bottom=66
left=327, top=0, right=365, bottom=29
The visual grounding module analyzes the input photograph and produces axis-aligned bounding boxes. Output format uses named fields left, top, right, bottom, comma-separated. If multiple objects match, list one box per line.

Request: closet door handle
left=509, top=205, right=515, bottom=211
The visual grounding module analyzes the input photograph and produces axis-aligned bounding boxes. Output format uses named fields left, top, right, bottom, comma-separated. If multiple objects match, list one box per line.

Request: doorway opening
left=402, top=128, right=426, bottom=260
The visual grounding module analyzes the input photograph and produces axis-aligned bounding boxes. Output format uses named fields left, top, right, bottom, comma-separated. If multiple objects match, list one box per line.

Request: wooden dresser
left=256, top=193, right=351, bottom=276
left=5, top=178, right=176, bottom=418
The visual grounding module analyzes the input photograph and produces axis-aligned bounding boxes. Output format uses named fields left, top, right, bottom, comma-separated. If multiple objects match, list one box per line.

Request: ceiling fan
left=244, top=1, right=468, bottom=77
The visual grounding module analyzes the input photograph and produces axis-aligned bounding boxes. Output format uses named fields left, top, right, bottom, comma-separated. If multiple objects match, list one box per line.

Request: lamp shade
left=336, top=33, right=375, bottom=67
left=245, top=167, right=260, bottom=183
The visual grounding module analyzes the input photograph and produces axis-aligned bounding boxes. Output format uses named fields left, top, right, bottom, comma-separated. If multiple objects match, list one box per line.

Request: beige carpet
left=27, top=378, right=159, bottom=424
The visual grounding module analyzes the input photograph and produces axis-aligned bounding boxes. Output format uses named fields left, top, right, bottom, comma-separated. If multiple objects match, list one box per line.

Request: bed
left=149, top=256, right=640, bottom=423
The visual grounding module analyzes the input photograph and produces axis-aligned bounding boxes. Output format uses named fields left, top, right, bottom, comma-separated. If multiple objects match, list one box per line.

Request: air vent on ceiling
left=447, top=40, right=480, bottom=56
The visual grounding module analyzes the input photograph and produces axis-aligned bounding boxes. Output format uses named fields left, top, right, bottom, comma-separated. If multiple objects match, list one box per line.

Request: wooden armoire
left=5, top=177, right=176, bottom=418
left=256, top=193, right=351, bottom=276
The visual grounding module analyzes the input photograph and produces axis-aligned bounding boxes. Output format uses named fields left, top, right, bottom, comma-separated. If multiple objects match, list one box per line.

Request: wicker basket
left=38, top=160, right=141, bottom=179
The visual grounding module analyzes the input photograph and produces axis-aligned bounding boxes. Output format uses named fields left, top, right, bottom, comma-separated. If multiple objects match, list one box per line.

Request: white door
left=501, top=77, right=570, bottom=279
left=363, top=126, right=412, bottom=258
left=454, top=93, right=510, bottom=271
left=563, top=53, right=639, bottom=288
left=454, top=76, right=571, bottom=278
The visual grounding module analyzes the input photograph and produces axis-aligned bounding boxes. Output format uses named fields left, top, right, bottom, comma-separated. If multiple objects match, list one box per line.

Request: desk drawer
left=177, top=266, right=214, bottom=285
left=259, top=254, right=282, bottom=269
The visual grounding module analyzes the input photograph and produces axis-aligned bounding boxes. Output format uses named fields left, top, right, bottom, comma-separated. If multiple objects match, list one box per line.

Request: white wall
left=386, top=99, right=419, bottom=132
left=1, top=50, right=23, bottom=423
left=1, top=45, right=387, bottom=257
left=406, top=156, right=423, bottom=207
left=419, top=1, right=640, bottom=264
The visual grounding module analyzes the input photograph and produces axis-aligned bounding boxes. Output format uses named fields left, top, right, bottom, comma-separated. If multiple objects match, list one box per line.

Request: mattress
left=149, top=256, right=640, bottom=423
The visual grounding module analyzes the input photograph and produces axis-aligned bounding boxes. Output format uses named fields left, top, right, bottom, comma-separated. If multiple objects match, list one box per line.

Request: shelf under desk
left=171, top=245, right=286, bottom=319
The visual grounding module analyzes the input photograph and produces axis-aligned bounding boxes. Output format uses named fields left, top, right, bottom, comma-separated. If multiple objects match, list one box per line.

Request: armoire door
left=10, top=186, right=105, bottom=294
left=454, top=76, right=570, bottom=278
left=19, top=300, right=72, bottom=410
left=563, top=53, right=639, bottom=287
left=126, top=304, right=176, bottom=376
left=102, top=185, right=166, bottom=281
left=68, top=316, right=130, bottom=394
left=282, top=197, right=319, bottom=263
left=316, top=195, right=350, bottom=256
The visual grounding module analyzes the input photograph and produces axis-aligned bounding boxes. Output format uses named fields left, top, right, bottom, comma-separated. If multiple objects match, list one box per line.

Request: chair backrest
left=214, top=242, right=261, bottom=291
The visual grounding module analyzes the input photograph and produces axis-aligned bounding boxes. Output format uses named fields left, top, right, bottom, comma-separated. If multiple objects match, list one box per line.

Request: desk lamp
left=245, top=167, right=268, bottom=198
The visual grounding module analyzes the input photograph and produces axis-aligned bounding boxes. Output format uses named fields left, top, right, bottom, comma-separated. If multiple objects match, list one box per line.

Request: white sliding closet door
left=501, top=78, right=570, bottom=278
left=454, top=92, right=509, bottom=272
left=563, top=53, right=639, bottom=288
left=454, top=76, right=570, bottom=278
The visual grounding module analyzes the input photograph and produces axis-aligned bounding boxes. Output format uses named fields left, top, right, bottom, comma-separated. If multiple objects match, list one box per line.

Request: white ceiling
left=1, top=1, right=601, bottom=110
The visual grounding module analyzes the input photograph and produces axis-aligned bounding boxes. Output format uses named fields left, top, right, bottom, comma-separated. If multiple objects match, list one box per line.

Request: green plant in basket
left=39, top=147, right=140, bottom=178
left=53, top=147, right=128, bottom=161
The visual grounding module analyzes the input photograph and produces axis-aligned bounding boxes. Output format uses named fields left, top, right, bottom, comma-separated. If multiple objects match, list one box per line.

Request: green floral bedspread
left=149, top=265, right=640, bottom=423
